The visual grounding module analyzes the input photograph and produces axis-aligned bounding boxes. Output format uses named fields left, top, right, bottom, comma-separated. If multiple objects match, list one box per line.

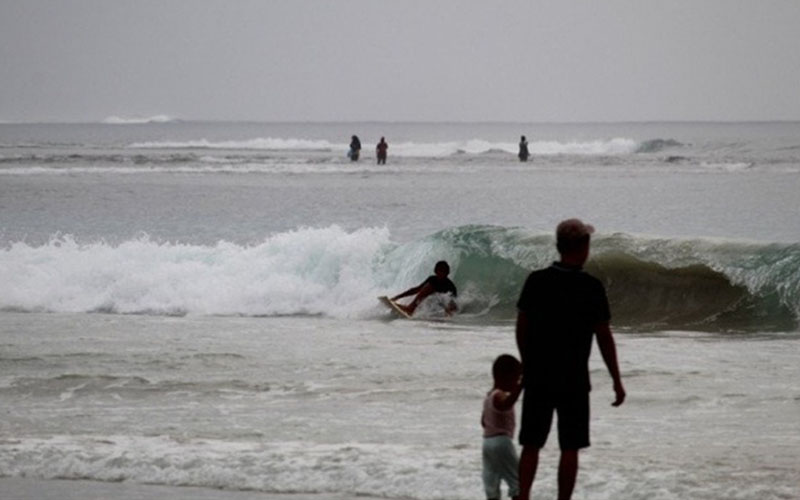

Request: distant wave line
left=102, top=115, right=177, bottom=125
left=127, top=137, right=647, bottom=156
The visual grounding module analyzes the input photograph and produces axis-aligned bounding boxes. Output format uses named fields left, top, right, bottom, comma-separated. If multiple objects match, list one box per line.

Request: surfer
left=348, top=135, right=362, bottom=161
left=518, top=136, right=530, bottom=162
left=391, top=260, right=457, bottom=316
left=515, top=219, right=625, bottom=500
left=376, top=137, right=388, bottom=164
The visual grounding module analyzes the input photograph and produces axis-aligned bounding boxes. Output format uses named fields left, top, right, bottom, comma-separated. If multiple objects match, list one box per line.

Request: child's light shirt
left=482, top=388, right=515, bottom=438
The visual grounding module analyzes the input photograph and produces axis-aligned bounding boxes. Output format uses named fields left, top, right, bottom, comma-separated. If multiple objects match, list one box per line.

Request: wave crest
left=636, top=138, right=683, bottom=153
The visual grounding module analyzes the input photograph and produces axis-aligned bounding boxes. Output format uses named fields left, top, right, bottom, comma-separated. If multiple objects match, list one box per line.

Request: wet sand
left=0, top=478, right=388, bottom=500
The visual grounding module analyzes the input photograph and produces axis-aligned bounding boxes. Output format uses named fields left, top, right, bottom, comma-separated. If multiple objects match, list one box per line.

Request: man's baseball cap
left=556, top=218, right=595, bottom=240
left=556, top=218, right=595, bottom=253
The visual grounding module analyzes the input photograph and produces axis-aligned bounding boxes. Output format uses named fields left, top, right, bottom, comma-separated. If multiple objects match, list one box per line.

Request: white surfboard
left=378, top=296, right=413, bottom=319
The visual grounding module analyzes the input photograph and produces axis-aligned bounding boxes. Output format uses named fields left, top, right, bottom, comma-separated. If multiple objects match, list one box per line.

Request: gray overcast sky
left=1, top=0, right=799, bottom=122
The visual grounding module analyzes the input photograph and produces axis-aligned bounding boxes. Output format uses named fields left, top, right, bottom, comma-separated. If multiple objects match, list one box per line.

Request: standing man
left=515, top=219, right=625, bottom=500
left=518, top=135, right=530, bottom=162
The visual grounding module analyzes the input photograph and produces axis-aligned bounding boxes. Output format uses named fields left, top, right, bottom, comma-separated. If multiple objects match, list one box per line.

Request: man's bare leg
left=557, top=449, right=578, bottom=500
left=518, top=445, right=539, bottom=500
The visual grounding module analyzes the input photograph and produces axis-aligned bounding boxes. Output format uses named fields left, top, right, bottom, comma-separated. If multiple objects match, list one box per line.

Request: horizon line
left=3, top=118, right=800, bottom=126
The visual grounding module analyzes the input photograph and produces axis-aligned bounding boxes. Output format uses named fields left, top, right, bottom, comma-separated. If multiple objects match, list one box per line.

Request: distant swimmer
left=518, top=135, right=530, bottom=162
left=349, top=135, right=362, bottom=161
left=376, top=137, right=388, bottom=165
left=391, top=260, right=457, bottom=316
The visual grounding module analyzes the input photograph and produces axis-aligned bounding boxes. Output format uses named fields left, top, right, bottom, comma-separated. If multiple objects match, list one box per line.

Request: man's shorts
left=519, top=390, right=590, bottom=450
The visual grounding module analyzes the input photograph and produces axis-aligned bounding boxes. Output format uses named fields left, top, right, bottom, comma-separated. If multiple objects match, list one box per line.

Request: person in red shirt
left=376, top=137, right=388, bottom=164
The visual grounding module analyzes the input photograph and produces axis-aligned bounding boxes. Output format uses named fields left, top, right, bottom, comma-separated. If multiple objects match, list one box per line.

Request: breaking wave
left=636, top=138, right=683, bottom=153
left=1, top=225, right=797, bottom=332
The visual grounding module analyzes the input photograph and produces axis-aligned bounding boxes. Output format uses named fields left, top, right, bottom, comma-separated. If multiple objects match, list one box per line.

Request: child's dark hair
left=492, top=354, right=521, bottom=379
left=434, top=260, right=450, bottom=274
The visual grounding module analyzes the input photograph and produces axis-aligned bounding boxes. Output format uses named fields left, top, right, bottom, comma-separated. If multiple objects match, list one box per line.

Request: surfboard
left=378, top=296, right=413, bottom=319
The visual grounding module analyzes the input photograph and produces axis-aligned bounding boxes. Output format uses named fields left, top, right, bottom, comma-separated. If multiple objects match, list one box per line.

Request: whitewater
left=1, top=121, right=799, bottom=499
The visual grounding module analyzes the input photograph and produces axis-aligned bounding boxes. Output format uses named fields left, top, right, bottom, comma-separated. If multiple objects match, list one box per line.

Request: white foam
left=531, top=137, right=638, bottom=155
left=102, top=115, right=176, bottom=125
left=0, top=436, right=480, bottom=498
left=127, top=137, right=640, bottom=156
left=129, top=137, right=337, bottom=150
left=0, top=227, right=400, bottom=317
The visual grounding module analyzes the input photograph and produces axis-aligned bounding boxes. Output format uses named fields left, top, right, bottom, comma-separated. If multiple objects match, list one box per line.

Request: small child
left=481, top=354, right=523, bottom=500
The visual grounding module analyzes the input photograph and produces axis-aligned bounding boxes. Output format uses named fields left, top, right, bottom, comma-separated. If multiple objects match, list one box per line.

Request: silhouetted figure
left=516, top=219, right=625, bottom=500
left=518, top=135, right=530, bottom=162
left=348, top=135, right=362, bottom=161
left=391, top=260, right=457, bottom=316
left=376, top=137, right=388, bottom=164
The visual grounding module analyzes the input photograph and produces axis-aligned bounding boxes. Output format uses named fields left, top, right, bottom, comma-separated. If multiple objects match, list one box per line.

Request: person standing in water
left=515, top=219, right=625, bottom=500
left=349, top=135, right=362, bottom=161
left=518, top=136, right=530, bottom=162
left=376, top=137, right=388, bottom=164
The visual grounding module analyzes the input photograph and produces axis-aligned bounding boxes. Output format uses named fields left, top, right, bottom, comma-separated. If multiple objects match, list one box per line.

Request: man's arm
left=595, top=322, right=625, bottom=406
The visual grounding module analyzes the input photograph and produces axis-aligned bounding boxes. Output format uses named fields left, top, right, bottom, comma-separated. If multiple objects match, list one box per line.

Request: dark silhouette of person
left=518, top=136, right=530, bottom=162
left=376, top=137, right=388, bottom=164
left=349, top=135, right=362, bottom=161
left=515, top=219, right=625, bottom=500
left=391, top=260, right=457, bottom=316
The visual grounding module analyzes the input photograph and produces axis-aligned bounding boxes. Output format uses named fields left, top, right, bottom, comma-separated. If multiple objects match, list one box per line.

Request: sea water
left=1, top=121, right=799, bottom=499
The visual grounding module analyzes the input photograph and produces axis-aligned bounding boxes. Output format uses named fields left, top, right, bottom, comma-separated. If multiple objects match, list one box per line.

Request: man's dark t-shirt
left=423, top=275, right=457, bottom=297
left=517, top=262, right=610, bottom=394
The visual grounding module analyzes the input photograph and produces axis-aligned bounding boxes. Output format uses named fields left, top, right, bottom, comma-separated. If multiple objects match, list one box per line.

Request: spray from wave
left=1, top=226, right=797, bottom=332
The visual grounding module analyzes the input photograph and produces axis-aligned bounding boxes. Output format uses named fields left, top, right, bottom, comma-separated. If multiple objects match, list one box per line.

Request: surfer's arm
left=596, top=322, right=625, bottom=407
left=391, top=284, right=423, bottom=301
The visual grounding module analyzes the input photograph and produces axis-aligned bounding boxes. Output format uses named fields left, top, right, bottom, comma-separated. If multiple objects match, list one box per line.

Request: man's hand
left=596, top=322, right=625, bottom=407
left=612, top=381, right=626, bottom=407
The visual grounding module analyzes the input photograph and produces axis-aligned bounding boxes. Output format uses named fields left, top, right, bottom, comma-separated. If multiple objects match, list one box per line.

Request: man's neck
left=555, top=260, right=583, bottom=271
left=559, top=248, right=588, bottom=268
left=557, top=254, right=586, bottom=269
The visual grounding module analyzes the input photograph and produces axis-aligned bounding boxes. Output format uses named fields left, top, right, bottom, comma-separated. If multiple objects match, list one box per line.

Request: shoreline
left=0, top=478, right=388, bottom=500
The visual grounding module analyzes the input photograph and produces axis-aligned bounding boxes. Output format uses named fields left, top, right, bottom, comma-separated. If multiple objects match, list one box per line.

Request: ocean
left=1, top=120, right=798, bottom=499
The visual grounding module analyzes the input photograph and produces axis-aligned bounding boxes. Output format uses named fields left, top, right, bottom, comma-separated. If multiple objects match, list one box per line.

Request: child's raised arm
left=492, top=378, right=522, bottom=411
